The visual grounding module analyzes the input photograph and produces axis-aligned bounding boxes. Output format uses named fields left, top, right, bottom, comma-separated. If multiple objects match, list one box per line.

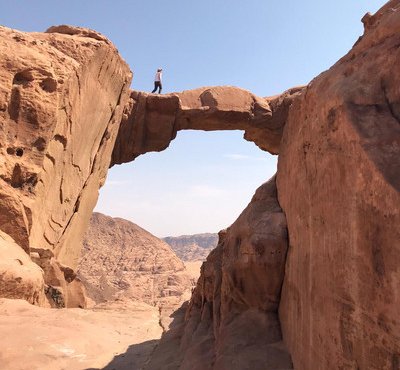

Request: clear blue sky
left=1, top=1, right=386, bottom=237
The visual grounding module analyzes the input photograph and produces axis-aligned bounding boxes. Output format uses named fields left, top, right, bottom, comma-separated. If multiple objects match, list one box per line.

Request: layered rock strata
left=111, top=85, right=304, bottom=166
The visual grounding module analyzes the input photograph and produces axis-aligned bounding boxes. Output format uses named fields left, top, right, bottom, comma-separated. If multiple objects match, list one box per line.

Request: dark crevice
left=10, top=164, right=24, bottom=188
left=40, top=77, right=57, bottom=93
left=45, top=153, right=56, bottom=165
left=32, top=137, right=47, bottom=151
left=381, top=79, right=400, bottom=125
left=8, top=87, right=21, bottom=122
left=53, top=134, right=67, bottom=149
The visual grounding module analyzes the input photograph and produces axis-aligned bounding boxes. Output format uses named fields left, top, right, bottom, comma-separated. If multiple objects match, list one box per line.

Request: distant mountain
left=78, top=212, right=193, bottom=305
left=163, top=233, right=219, bottom=262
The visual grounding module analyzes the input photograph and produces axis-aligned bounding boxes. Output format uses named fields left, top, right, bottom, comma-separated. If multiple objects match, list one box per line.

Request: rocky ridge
left=163, top=233, right=218, bottom=262
left=78, top=212, right=193, bottom=306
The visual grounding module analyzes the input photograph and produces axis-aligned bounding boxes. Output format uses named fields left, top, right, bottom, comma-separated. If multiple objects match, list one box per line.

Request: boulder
left=0, top=231, right=45, bottom=305
left=31, top=248, right=87, bottom=308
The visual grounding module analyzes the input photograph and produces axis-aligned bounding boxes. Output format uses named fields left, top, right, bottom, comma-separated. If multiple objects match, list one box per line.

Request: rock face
left=78, top=212, right=192, bottom=305
left=0, top=231, right=45, bottom=305
left=163, top=233, right=218, bottom=262
left=276, top=3, right=400, bottom=369
left=0, top=25, right=131, bottom=265
left=31, top=247, right=87, bottom=308
left=175, top=177, right=292, bottom=369
left=0, top=25, right=131, bottom=305
left=130, top=3, right=400, bottom=369
left=111, top=86, right=304, bottom=166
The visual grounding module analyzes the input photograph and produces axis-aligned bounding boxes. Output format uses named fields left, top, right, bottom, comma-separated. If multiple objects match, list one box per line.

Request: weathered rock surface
left=111, top=85, right=304, bottom=166
left=31, top=247, right=87, bottom=308
left=78, top=212, right=193, bottom=306
left=0, top=25, right=131, bottom=269
left=0, top=25, right=131, bottom=305
left=0, top=231, right=45, bottom=305
left=163, top=233, right=218, bottom=262
left=276, top=2, right=400, bottom=369
left=157, top=177, right=292, bottom=370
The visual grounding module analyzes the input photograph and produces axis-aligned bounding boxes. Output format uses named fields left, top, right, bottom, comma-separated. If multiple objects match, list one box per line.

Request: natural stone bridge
left=111, top=85, right=304, bottom=166
left=1, top=1, right=400, bottom=367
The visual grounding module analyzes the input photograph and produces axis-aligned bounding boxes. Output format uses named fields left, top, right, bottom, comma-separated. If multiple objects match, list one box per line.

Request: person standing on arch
left=151, top=68, right=163, bottom=94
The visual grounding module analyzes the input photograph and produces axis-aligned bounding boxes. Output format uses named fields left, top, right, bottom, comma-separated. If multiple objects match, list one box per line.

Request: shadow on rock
left=86, top=303, right=187, bottom=370
left=85, top=339, right=159, bottom=370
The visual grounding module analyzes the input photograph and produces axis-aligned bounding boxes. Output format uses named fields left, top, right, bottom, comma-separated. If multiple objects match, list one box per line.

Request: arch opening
left=97, top=130, right=277, bottom=238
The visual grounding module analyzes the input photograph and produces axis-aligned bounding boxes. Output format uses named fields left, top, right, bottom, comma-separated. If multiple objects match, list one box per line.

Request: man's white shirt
left=155, top=72, right=162, bottom=82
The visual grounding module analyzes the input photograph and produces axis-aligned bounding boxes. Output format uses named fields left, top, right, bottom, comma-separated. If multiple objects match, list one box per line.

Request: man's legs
left=157, top=82, right=162, bottom=94
left=151, top=81, right=158, bottom=93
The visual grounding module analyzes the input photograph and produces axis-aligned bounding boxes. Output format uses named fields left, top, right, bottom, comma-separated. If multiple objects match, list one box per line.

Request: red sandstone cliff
left=174, top=2, right=400, bottom=369
left=178, top=177, right=293, bottom=369
left=0, top=25, right=132, bottom=307
left=277, top=2, right=400, bottom=368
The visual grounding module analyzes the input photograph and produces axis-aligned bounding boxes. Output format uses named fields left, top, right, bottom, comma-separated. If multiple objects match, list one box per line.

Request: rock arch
left=111, top=86, right=304, bottom=166
left=1, top=2, right=400, bottom=367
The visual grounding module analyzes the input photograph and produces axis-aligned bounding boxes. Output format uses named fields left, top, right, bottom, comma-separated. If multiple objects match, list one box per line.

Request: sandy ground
left=0, top=298, right=163, bottom=370
left=0, top=261, right=202, bottom=370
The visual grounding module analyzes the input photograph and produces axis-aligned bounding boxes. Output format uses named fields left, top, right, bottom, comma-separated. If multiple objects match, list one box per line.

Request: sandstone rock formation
left=0, top=23, right=300, bottom=310
left=31, top=247, right=87, bottom=308
left=168, top=177, right=293, bottom=370
left=78, top=212, right=193, bottom=305
left=163, top=233, right=218, bottom=262
left=0, top=25, right=131, bottom=264
left=276, top=3, right=400, bottom=368
left=0, top=25, right=131, bottom=305
left=0, top=231, right=45, bottom=305
left=167, top=2, right=400, bottom=369
left=114, top=2, right=400, bottom=369
left=111, top=85, right=304, bottom=166
left=0, top=1, right=399, bottom=369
